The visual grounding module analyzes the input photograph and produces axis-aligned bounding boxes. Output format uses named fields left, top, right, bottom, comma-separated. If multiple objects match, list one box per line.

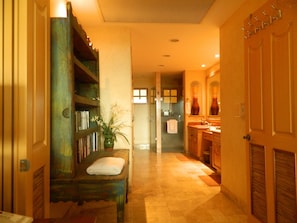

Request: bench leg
left=116, top=195, right=125, bottom=223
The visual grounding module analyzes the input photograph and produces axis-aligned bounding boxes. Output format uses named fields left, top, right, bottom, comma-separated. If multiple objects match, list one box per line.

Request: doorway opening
left=132, top=72, right=184, bottom=153
left=160, top=73, right=184, bottom=153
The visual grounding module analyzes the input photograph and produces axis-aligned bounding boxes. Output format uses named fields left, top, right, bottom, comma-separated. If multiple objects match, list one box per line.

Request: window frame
left=133, top=88, right=148, bottom=104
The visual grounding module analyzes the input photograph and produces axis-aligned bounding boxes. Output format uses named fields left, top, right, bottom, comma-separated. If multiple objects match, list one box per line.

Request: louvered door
left=244, top=0, right=297, bottom=222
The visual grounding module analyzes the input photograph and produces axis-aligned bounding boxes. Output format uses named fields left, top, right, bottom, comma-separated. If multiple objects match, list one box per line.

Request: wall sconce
left=51, top=0, right=67, bottom=18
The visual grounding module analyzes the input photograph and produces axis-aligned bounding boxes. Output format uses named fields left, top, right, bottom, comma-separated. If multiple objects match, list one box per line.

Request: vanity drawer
left=213, top=133, right=220, bottom=142
left=203, top=131, right=213, bottom=141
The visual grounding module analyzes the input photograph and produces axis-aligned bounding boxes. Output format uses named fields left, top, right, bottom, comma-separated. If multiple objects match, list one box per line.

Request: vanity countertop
left=188, top=124, right=209, bottom=130
left=188, top=124, right=221, bottom=133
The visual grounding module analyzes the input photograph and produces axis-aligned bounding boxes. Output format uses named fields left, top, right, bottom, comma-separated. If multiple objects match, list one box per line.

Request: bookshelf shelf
left=73, top=56, right=98, bottom=83
left=74, top=94, right=99, bottom=108
left=75, top=127, right=99, bottom=140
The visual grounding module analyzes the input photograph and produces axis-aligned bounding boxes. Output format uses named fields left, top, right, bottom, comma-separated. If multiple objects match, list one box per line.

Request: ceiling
left=68, top=0, right=245, bottom=76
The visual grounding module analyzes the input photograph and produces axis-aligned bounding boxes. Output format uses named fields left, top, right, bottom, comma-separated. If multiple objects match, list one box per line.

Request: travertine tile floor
left=50, top=149, right=247, bottom=223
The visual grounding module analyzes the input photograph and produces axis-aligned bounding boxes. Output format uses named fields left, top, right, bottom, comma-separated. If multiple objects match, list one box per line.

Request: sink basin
left=209, top=126, right=221, bottom=133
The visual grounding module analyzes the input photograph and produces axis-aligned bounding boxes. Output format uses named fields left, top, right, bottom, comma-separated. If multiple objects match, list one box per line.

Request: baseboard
left=220, top=184, right=248, bottom=214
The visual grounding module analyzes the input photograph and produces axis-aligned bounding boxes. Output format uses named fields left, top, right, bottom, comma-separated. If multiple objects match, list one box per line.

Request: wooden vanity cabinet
left=201, top=131, right=213, bottom=165
left=212, top=132, right=221, bottom=171
left=201, top=130, right=221, bottom=171
left=188, top=126, right=203, bottom=159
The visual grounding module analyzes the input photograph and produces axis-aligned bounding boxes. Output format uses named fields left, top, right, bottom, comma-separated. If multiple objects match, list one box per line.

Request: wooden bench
left=33, top=216, right=97, bottom=223
left=50, top=149, right=129, bottom=223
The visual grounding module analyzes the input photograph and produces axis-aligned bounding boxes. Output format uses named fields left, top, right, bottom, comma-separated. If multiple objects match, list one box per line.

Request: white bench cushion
left=86, top=157, right=125, bottom=175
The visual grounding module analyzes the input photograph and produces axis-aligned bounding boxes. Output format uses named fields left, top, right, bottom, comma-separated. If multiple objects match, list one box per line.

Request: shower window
left=163, top=88, right=177, bottom=103
left=133, top=88, right=148, bottom=104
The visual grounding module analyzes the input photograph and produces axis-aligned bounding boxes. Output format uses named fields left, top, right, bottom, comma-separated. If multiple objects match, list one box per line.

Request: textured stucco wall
left=220, top=0, right=267, bottom=212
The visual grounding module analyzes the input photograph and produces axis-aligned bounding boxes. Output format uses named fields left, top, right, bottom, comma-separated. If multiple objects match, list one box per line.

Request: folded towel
left=86, top=157, right=125, bottom=175
left=167, top=119, right=178, bottom=134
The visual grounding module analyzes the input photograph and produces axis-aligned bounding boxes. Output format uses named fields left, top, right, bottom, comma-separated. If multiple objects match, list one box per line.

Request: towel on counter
left=167, top=119, right=178, bottom=134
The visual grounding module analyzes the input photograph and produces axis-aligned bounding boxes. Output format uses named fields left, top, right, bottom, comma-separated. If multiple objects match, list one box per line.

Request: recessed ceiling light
left=215, top=53, right=220, bottom=58
left=201, top=64, right=206, bottom=68
left=170, top=39, right=179, bottom=43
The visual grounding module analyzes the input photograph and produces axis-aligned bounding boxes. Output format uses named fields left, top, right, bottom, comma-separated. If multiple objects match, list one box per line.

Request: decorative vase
left=210, top=97, right=219, bottom=115
left=104, top=135, right=114, bottom=151
left=191, top=97, right=200, bottom=115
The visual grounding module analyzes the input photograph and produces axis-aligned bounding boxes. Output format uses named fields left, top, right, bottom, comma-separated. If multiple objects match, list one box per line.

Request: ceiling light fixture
left=215, top=53, right=220, bottom=58
left=201, top=64, right=206, bottom=68
left=170, top=39, right=179, bottom=43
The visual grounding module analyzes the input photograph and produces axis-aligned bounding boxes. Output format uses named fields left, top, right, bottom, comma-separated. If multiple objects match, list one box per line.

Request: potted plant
left=91, top=104, right=129, bottom=151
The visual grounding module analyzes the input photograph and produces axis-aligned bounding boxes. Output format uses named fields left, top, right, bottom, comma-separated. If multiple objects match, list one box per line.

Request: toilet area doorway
left=160, top=73, right=184, bottom=152
left=133, top=72, right=184, bottom=153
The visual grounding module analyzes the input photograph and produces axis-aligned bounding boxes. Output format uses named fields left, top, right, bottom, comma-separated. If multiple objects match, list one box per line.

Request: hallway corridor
left=50, top=149, right=247, bottom=222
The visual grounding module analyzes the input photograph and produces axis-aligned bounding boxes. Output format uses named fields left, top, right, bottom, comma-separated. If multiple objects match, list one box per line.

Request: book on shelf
left=76, top=132, right=99, bottom=163
left=75, top=110, right=89, bottom=132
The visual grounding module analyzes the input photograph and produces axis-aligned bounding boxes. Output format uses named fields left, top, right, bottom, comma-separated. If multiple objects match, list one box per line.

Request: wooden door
left=244, top=1, right=297, bottom=222
left=13, top=0, right=50, bottom=218
left=1, top=0, right=14, bottom=211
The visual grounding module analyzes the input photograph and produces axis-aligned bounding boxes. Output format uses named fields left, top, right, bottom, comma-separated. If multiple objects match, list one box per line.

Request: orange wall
left=220, top=0, right=267, bottom=212
left=183, top=70, right=206, bottom=153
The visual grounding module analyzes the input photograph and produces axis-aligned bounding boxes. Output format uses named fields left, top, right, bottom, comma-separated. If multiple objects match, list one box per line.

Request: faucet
left=200, top=118, right=209, bottom=125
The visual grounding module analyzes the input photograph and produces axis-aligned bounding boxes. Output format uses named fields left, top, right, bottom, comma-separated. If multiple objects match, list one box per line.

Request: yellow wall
left=220, top=0, right=267, bottom=212
left=85, top=26, right=133, bottom=151
left=183, top=70, right=206, bottom=153
left=85, top=25, right=133, bottom=184
left=133, top=75, right=155, bottom=146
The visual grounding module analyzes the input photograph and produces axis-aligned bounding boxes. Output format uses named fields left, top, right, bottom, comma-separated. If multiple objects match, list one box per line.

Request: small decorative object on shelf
left=210, top=97, right=219, bottom=115
left=103, top=135, right=115, bottom=151
left=191, top=97, right=200, bottom=115
left=190, top=81, right=200, bottom=115
left=210, top=85, right=219, bottom=115
left=91, top=104, right=129, bottom=151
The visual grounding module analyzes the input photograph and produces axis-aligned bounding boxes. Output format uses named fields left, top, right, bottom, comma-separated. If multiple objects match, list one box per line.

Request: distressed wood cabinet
left=50, top=2, right=100, bottom=198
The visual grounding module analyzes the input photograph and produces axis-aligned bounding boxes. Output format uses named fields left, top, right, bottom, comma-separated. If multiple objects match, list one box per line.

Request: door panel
left=245, top=1, right=297, bottom=222
left=32, top=2, right=49, bottom=218
left=14, top=0, right=50, bottom=218
left=1, top=0, right=14, bottom=211
left=250, top=144, right=267, bottom=223
left=247, top=39, right=264, bottom=132
left=271, top=23, right=294, bottom=135
left=274, top=149, right=297, bottom=222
